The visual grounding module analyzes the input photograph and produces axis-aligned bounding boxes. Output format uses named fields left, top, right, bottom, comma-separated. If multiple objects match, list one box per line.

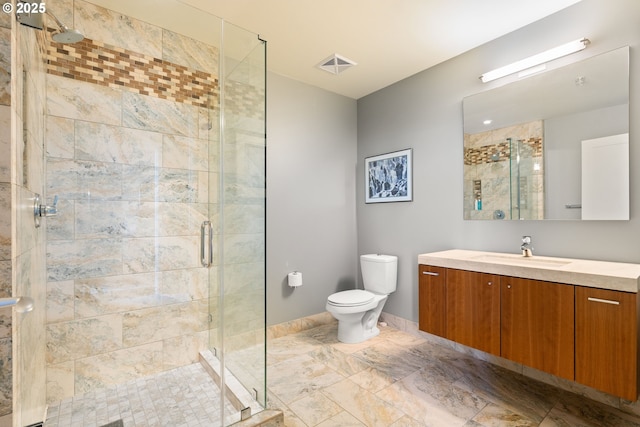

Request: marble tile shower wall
left=43, top=0, right=265, bottom=405
left=464, top=121, right=543, bottom=220
left=3, top=9, right=49, bottom=426
left=0, top=12, right=11, bottom=420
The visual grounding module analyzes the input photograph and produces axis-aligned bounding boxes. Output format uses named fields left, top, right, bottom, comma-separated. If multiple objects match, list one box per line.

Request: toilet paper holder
left=288, top=271, right=303, bottom=288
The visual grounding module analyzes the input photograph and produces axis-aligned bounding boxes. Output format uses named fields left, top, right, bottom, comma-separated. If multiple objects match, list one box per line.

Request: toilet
left=326, top=254, right=397, bottom=343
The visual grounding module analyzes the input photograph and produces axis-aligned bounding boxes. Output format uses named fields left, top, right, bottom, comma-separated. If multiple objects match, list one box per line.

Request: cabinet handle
left=587, top=297, right=620, bottom=305
left=488, top=281, right=492, bottom=285
left=422, top=271, right=439, bottom=276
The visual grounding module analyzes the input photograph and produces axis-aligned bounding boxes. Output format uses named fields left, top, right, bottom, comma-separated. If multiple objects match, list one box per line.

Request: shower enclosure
left=9, top=1, right=266, bottom=425
left=463, top=122, right=543, bottom=220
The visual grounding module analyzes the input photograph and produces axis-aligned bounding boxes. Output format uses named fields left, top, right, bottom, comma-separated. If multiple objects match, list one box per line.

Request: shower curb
left=199, top=350, right=282, bottom=425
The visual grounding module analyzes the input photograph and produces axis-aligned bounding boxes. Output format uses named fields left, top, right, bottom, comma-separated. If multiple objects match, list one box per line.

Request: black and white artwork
left=365, top=148, right=412, bottom=203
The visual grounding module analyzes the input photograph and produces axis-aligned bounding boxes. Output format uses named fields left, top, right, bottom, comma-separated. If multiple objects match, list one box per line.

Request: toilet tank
left=360, top=254, right=397, bottom=294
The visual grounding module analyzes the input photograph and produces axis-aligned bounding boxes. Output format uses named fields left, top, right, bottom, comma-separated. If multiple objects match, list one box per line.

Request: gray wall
left=357, top=0, right=640, bottom=322
left=545, top=103, right=628, bottom=219
left=266, top=72, right=358, bottom=325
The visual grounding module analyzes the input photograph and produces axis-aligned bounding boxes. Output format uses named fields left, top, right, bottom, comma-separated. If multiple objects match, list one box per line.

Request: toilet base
left=337, top=318, right=380, bottom=344
left=329, top=296, right=388, bottom=344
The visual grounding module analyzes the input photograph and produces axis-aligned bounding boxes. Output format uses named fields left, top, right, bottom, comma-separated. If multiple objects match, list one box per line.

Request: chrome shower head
left=51, top=26, right=85, bottom=44
left=47, top=12, right=85, bottom=44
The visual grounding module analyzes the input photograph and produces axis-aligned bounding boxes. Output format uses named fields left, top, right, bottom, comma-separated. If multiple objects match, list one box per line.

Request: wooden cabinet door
left=501, top=277, right=574, bottom=380
left=418, top=265, right=446, bottom=337
left=446, top=269, right=500, bottom=356
left=575, top=286, right=638, bottom=401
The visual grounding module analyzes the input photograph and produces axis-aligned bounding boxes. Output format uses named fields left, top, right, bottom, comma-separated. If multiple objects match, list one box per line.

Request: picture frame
left=365, top=148, right=413, bottom=203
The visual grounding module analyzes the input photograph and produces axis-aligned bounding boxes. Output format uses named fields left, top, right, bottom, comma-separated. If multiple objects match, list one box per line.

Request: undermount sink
left=471, top=254, right=572, bottom=268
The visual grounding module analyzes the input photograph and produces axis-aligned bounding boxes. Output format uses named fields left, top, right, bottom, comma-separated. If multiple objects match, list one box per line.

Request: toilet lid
left=327, top=289, right=375, bottom=307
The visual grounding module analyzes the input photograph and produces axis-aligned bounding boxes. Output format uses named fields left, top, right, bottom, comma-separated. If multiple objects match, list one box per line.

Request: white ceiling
left=85, top=0, right=583, bottom=99
left=181, top=0, right=584, bottom=99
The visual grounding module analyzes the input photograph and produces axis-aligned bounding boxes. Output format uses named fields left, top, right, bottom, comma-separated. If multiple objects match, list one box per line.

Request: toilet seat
left=327, top=289, right=374, bottom=307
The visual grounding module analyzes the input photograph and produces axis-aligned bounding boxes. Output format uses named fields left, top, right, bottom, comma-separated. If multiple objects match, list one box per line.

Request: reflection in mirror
left=464, top=121, right=544, bottom=220
left=463, top=46, right=629, bottom=220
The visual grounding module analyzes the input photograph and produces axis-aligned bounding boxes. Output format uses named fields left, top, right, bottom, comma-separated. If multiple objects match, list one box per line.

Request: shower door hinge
left=208, top=313, right=213, bottom=323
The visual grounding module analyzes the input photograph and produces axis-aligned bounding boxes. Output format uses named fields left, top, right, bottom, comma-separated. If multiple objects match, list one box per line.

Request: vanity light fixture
left=480, top=38, right=590, bottom=83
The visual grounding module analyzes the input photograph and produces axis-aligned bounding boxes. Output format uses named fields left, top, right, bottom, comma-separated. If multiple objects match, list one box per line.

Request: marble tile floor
left=44, top=362, right=238, bottom=427
left=266, top=323, right=640, bottom=427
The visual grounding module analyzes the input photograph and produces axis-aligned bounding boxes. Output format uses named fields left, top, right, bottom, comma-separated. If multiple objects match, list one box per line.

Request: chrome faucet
left=521, top=235, right=533, bottom=257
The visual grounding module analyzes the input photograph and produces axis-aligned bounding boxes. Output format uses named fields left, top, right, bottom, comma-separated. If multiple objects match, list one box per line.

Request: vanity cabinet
left=418, top=265, right=446, bottom=337
left=418, top=250, right=640, bottom=401
left=501, top=277, right=574, bottom=380
left=445, top=269, right=501, bottom=356
left=575, top=286, right=638, bottom=401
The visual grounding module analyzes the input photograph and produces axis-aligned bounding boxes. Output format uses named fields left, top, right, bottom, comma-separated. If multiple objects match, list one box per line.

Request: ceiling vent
left=316, top=53, right=357, bottom=75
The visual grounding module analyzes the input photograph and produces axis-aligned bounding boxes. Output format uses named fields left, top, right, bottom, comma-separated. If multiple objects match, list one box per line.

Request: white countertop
left=418, top=249, right=640, bottom=293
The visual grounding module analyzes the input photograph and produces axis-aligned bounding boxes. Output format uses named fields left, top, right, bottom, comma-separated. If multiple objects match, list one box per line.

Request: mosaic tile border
left=464, top=137, right=542, bottom=166
left=46, top=37, right=219, bottom=108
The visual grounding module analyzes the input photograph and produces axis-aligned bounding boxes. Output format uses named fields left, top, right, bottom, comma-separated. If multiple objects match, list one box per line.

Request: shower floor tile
left=44, top=363, right=237, bottom=427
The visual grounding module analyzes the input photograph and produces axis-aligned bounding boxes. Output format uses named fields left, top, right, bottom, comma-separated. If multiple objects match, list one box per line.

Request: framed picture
left=365, top=148, right=413, bottom=203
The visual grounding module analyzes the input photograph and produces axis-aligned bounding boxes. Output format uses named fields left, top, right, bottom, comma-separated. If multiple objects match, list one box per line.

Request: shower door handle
left=200, top=221, right=213, bottom=267
left=0, top=297, right=34, bottom=313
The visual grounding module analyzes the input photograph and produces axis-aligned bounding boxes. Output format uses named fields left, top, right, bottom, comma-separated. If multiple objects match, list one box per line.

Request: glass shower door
left=39, top=2, right=263, bottom=425
left=209, top=20, right=266, bottom=424
left=509, top=138, right=544, bottom=220
left=14, top=0, right=266, bottom=424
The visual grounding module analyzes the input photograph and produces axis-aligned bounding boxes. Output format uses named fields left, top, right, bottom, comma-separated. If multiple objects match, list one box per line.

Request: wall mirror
left=463, top=46, right=629, bottom=220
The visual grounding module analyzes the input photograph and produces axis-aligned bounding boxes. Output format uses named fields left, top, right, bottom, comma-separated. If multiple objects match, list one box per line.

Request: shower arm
left=46, top=11, right=68, bottom=31
left=43, top=11, right=85, bottom=43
